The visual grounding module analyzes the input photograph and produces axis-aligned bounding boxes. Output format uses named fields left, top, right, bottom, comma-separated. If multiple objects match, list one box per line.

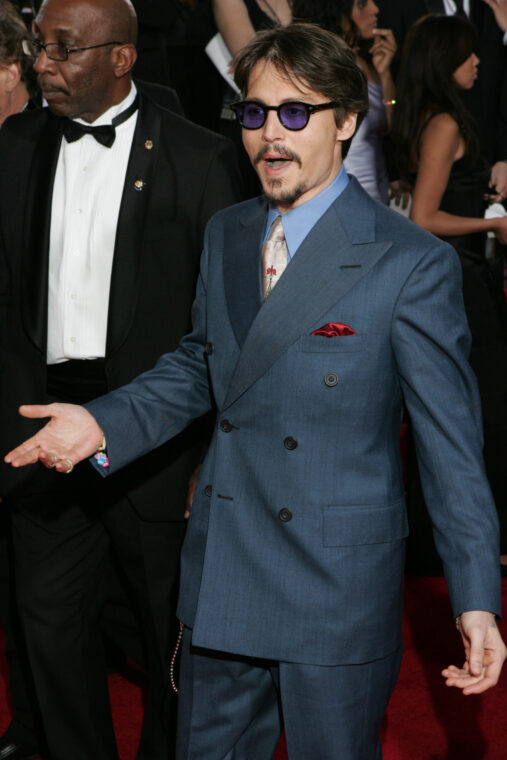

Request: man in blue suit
left=5, top=23, right=507, bottom=760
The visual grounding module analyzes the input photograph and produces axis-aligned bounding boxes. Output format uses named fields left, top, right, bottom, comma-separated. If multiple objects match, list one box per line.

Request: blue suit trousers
left=176, top=628, right=401, bottom=760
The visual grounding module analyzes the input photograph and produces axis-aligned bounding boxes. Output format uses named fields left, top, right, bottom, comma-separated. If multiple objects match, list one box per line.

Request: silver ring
left=48, top=452, right=58, bottom=469
left=60, top=457, right=74, bottom=474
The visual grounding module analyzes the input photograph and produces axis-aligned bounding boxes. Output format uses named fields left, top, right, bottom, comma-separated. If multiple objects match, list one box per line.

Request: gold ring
left=61, top=457, right=74, bottom=474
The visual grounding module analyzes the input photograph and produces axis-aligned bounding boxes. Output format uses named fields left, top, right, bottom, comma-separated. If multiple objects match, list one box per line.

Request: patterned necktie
left=262, top=217, right=288, bottom=299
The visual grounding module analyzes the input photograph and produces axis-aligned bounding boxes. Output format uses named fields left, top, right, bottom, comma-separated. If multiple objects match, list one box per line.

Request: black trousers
left=9, top=361, right=186, bottom=760
left=11, top=491, right=185, bottom=760
left=0, top=510, right=44, bottom=753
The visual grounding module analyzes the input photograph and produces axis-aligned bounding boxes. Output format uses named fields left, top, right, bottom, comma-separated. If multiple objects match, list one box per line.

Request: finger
left=442, top=661, right=484, bottom=684
left=4, top=435, right=41, bottom=465
left=17, top=403, right=55, bottom=420
left=39, top=450, right=58, bottom=469
left=462, top=665, right=500, bottom=695
left=443, top=672, right=486, bottom=691
left=4, top=445, right=41, bottom=467
left=443, top=670, right=484, bottom=686
left=441, top=661, right=469, bottom=676
left=54, top=458, right=74, bottom=474
left=468, top=633, right=486, bottom=676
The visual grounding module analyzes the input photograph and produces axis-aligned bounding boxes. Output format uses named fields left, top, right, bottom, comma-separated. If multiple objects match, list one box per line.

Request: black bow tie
left=63, top=96, right=139, bottom=148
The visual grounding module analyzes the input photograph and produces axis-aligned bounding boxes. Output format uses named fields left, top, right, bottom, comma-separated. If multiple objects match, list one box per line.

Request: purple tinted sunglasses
left=230, top=100, right=339, bottom=130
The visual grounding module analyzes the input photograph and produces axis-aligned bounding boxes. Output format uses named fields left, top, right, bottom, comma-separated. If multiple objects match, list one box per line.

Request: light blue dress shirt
left=262, top=166, right=349, bottom=261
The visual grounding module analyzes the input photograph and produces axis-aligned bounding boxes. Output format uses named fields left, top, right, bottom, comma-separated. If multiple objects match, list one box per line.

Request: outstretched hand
left=442, top=610, right=507, bottom=695
left=4, top=403, right=104, bottom=474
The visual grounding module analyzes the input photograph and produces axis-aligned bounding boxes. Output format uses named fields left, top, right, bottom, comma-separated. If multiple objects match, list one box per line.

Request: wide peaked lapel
left=223, top=197, right=267, bottom=348
left=223, top=178, right=392, bottom=410
left=106, top=95, right=161, bottom=356
left=22, top=111, right=63, bottom=354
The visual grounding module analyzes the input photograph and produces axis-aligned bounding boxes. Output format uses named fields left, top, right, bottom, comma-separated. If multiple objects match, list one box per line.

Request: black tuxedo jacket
left=0, top=92, right=241, bottom=518
left=378, top=0, right=507, bottom=164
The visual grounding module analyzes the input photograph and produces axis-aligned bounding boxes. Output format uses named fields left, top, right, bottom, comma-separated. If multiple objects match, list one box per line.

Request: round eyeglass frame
left=230, top=100, right=340, bottom=131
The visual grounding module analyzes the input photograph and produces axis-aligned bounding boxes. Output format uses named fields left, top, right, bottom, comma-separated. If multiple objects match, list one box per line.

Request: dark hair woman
left=392, top=13, right=507, bottom=573
left=392, top=13, right=507, bottom=250
left=290, top=0, right=397, bottom=204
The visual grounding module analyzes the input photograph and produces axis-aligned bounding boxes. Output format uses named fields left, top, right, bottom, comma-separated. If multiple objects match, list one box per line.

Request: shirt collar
left=263, top=166, right=349, bottom=260
left=74, top=82, right=137, bottom=127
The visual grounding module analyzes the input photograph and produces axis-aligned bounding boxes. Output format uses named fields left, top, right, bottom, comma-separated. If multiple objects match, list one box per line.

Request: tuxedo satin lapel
left=223, top=181, right=392, bottom=409
left=22, top=113, right=63, bottom=354
left=223, top=199, right=266, bottom=347
left=106, top=97, right=160, bottom=356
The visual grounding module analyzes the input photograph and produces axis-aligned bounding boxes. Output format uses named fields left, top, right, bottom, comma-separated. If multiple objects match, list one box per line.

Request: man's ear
left=336, top=112, right=358, bottom=142
left=1, top=61, right=22, bottom=93
left=111, top=44, right=138, bottom=79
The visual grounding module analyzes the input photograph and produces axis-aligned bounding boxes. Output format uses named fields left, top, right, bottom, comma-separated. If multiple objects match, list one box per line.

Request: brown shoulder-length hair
left=233, top=23, right=369, bottom=158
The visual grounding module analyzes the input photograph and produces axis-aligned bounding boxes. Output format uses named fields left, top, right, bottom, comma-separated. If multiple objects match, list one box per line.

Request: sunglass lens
left=279, top=103, right=309, bottom=130
left=241, top=103, right=266, bottom=129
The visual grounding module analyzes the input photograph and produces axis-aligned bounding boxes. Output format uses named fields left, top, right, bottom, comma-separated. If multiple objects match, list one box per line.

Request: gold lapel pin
left=144, top=139, right=153, bottom=150
left=134, top=179, right=146, bottom=191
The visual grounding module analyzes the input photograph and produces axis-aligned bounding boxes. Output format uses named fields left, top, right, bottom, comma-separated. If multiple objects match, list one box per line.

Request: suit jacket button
left=204, top=342, right=214, bottom=356
left=220, top=419, right=233, bottom=433
left=279, top=508, right=292, bottom=522
left=204, top=485, right=212, bottom=497
left=324, top=372, right=339, bottom=387
left=284, top=437, right=298, bottom=450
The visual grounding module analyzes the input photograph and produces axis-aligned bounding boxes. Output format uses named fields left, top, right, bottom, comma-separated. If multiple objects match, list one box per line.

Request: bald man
left=0, top=0, right=241, bottom=758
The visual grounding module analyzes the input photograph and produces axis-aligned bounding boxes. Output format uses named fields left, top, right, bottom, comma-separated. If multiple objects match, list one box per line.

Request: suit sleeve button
left=220, top=419, right=233, bottom=433
left=279, top=508, right=292, bottom=522
left=283, top=437, right=298, bottom=450
left=324, top=372, right=339, bottom=387
left=204, top=342, right=214, bottom=356
left=204, top=485, right=212, bottom=497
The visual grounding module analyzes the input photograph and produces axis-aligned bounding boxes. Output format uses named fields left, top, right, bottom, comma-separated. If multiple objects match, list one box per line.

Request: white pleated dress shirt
left=47, top=84, right=138, bottom=364
left=442, top=0, right=470, bottom=15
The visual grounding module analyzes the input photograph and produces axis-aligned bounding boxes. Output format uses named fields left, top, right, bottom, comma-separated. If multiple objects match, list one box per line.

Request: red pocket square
left=311, top=322, right=356, bottom=337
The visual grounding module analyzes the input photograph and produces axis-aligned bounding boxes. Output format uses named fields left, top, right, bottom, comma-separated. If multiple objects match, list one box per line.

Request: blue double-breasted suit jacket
left=88, top=176, right=501, bottom=666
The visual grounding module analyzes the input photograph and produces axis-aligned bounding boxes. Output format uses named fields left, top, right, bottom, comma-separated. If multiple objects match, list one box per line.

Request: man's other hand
left=441, top=610, right=507, bottom=694
left=4, top=403, right=103, bottom=473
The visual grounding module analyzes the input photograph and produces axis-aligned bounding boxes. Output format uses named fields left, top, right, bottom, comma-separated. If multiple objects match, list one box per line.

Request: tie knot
left=268, top=216, right=285, bottom=244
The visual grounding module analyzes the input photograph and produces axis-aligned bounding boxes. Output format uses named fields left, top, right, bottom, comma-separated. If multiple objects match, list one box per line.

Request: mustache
left=254, top=143, right=302, bottom=168
left=38, top=77, right=70, bottom=95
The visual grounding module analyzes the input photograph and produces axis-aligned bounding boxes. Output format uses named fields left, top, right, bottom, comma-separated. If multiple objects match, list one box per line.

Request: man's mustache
left=254, top=143, right=302, bottom=168
left=38, top=77, right=70, bottom=95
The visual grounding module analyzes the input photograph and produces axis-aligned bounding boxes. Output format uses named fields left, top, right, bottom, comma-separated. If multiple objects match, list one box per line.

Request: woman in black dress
left=392, top=13, right=507, bottom=571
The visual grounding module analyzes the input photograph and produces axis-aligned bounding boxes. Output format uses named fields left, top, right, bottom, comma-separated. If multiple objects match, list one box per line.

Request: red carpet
left=1, top=577, right=506, bottom=759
